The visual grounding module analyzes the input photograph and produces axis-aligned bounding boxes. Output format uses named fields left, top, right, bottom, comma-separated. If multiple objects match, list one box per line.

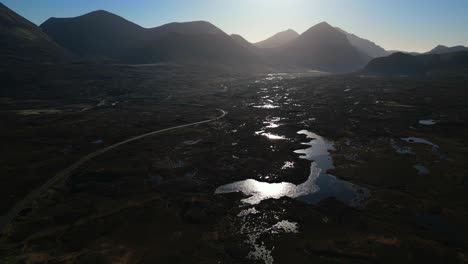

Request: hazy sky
left=3, top=0, right=468, bottom=52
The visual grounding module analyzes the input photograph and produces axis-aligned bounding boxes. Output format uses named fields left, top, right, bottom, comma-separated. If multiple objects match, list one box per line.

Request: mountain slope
left=272, top=22, right=371, bottom=72
left=131, top=21, right=263, bottom=67
left=0, top=3, right=67, bottom=62
left=364, top=51, right=468, bottom=75
left=427, top=45, right=468, bottom=54
left=40, top=11, right=262, bottom=68
left=336, top=27, right=389, bottom=58
left=231, top=34, right=264, bottom=53
left=231, top=34, right=254, bottom=49
left=40, top=10, right=147, bottom=61
left=388, top=50, right=421, bottom=56
left=255, top=29, right=299, bottom=49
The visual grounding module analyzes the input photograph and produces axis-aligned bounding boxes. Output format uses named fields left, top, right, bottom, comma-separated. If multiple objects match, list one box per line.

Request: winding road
left=0, top=108, right=227, bottom=234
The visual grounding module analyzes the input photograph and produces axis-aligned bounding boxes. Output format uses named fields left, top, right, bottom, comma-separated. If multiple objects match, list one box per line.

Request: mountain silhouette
left=40, top=10, right=146, bottom=61
left=150, top=21, right=224, bottom=36
left=427, top=45, right=468, bottom=54
left=41, top=11, right=262, bottom=68
left=0, top=3, right=67, bottom=63
left=37, top=9, right=385, bottom=72
left=272, top=22, right=371, bottom=72
left=254, top=29, right=299, bottom=49
left=231, top=34, right=261, bottom=52
left=364, top=51, right=468, bottom=74
left=336, top=27, right=389, bottom=58
left=136, top=25, right=261, bottom=67
left=387, top=50, right=420, bottom=56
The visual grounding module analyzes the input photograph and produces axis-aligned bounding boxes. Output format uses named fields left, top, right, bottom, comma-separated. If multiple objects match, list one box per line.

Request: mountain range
left=1, top=3, right=378, bottom=72
left=1, top=2, right=467, bottom=73
left=40, top=10, right=377, bottom=72
left=40, top=10, right=261, bottom=69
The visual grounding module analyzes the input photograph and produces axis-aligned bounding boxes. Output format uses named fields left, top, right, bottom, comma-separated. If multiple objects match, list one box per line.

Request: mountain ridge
left=40, top=10, right=263, bottom=69
left=254, top=29, right=299, bottom=49
left=271, top=22, right=371, bottom=72
left=427, top=45, right=468, bottom=54
left=335, top=27, right=389, bottom=58
left=364, top=51, right=468, bottom=75
left=41, top=10, right=373, bottom=72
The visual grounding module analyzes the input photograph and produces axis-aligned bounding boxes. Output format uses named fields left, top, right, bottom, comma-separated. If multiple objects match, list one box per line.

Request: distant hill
left=388, top=50, right=421, bottom=56
left=0, top=3, right=67, bottom=63
left=336, top=27, right=389, bottom=58
left=271, top=22, right=371, bottom=72
left=364, top=51, right=468, bottom=75
left=254, top=29, right=299, bottom=49
left=41, top=11, right=262, bottom=69
left=427, top=45, right=468, bottom=54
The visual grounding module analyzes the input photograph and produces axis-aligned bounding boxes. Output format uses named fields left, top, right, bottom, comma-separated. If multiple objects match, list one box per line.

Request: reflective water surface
left=215, top=74, right=368, bottom=264
left=216, top=130, right=368, bottom=206
left=419, top=119, right=438, bottom=125
left=401, top=137, right=437, bottom=146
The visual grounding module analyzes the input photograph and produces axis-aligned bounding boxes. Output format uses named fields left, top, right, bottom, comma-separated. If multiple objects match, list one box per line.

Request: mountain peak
left=282, top=20, right=371, bottom=72
left=254, top=29, right=299, bottom=48
left=165, top=20, right=215, bottom=27
left=41, top=9, right=141, bottom=29
left=152, top=20, right=225, bottom=35
left=284, top=29, right=299, bottom=35
left=77, top=9, right=120, bottom=20
left=428, top=44, right=468, bottom=54
left=315, top=21, right=333, bottom=28
left=429, top=45, right=448, bottom=52
left=301, top=21, right=339, bottom=38
left=86, top=10, right=113, bottom=16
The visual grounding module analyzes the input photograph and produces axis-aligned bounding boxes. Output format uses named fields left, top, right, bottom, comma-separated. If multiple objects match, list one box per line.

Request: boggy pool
left=216, top=130, right=368, bottom=206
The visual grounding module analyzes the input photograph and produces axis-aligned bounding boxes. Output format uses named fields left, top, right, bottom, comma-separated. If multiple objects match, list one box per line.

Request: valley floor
left=1, top=65, right=468, bottom=264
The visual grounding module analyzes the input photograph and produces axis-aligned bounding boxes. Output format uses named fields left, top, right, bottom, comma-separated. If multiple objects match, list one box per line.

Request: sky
left=3, top=0, right=468, bottom=52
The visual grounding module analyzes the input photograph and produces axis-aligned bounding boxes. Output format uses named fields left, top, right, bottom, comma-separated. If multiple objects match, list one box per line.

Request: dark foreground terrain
left=1, top=64, right=468, bottom=264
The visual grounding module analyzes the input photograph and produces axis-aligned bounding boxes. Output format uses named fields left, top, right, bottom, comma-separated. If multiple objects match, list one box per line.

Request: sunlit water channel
left=215, top=74, right=368, bottom=264
left=216, top=130, right=368, bottom=206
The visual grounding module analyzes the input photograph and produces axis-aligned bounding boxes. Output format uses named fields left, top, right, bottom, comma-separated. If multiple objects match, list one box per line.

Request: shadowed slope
left=273, top=22, right=371, bottom=72
left=364, top=51, right=468, bottom=74
left=0, top=3, right=67, bottom=62
left=40, top=10, right=146, bottom=61
left=427, top=45, right=468, bottom=54
left=336, top=27, right=389, bottom=58
left=40, top=11, right=262, bottom=68
left=254, top=29, right=299, bottom=49
left=137, top=21, right=261, bottom=67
